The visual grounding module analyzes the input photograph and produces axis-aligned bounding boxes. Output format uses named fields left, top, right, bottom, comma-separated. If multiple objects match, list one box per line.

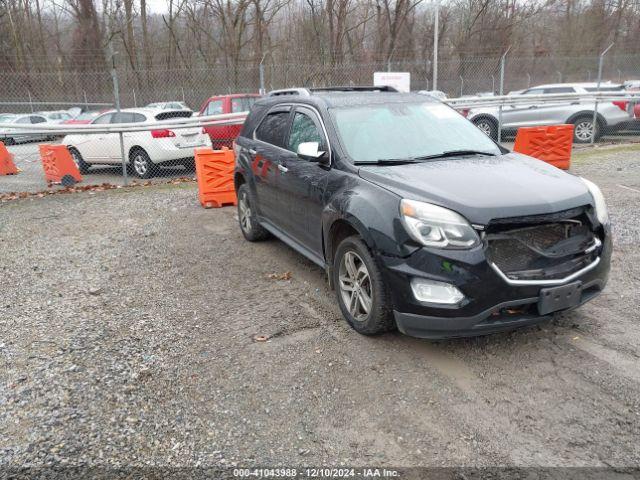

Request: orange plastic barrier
left=0, top=141, right=18, bottom=175
left=194, top=146, right=237, bottom=208
left=39, top=144, right=82, bottom=187
left=513, top=125, right=574, bottom=170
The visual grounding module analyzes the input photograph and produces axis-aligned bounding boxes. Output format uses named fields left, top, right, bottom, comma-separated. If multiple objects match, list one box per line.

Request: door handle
left=278, top=164, right=288, bottom=173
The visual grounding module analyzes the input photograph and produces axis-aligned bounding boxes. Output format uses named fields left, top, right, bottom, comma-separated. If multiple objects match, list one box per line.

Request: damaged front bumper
left=380, top=225, right=612, bottom=340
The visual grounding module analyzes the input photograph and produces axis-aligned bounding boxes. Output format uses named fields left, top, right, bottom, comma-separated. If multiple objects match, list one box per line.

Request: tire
left=473, top=117, right=498, bottom=140
left=130, top=148, right=155, bottom=179
left=332, top=235, right=395, bottom=335
left=572, top=116, right=601, bottom=143
left=237, top=183, right=270, bottom=242
left=68, top=147, right=90, bottom=174
left=3, top=137, right=15, bottom=146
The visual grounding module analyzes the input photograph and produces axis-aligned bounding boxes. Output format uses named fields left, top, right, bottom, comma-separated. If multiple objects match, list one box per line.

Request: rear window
left=155, top=111, right=193, bottom=121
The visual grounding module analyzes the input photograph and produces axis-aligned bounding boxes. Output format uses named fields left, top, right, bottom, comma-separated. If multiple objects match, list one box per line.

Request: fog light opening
left=410, top=278, right=465, bottom=305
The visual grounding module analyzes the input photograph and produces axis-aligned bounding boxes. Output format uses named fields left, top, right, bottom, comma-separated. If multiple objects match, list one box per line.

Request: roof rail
left=310, top=86, right=399, bottom=93
left=267, top=88, right=311, bottom=97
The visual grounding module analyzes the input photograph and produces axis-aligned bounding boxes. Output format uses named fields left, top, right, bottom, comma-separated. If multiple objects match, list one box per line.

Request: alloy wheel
left=575, top=121, right=594, bottom=141
left=239, top=191, right=252, bottom=233
left=338, top=250, right=373, bottom=322
left=133, top=154, right=148, bottom=176
left=476, top=121, right=492, bottom=137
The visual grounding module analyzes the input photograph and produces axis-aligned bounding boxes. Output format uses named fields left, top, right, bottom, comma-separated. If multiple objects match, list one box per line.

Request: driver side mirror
left=297, top=142, right=327, bottom=163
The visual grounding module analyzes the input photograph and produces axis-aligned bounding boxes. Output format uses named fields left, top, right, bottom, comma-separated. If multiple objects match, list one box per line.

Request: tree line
left=1, top=0, right=639, bottom=75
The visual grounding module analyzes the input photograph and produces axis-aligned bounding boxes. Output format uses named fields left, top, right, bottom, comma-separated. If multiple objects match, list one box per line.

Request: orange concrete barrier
left=194, top=146, right=237, bottom=208
left=0, top=141, right=18, bottom=175
left=513, top=125, right=574, bottom=170
left=39, top=144, right=83, bottom=187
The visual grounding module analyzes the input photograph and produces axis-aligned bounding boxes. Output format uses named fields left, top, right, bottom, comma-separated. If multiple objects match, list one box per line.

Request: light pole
left=432, top=0, right=439, bottom=91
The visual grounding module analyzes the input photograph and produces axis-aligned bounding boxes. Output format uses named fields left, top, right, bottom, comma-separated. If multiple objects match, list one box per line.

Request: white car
left=62, top=108, right=211, bottom=178
left=1, top=113, right=51, bottom=145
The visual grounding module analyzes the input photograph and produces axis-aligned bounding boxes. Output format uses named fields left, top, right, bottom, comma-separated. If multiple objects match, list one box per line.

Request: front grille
left=485, top=211, right=600, bottom=281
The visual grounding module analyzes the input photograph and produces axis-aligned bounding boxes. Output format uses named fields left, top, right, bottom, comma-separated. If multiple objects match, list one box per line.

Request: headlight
left=400, top=199, right=480, bottom=249
left=580, top=177, right=609, bottom=226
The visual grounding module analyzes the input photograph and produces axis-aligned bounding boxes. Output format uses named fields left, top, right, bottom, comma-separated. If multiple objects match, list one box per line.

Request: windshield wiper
left=414, top=150, right=497, bottom=160
left=355, top=158, right=423, bottom=165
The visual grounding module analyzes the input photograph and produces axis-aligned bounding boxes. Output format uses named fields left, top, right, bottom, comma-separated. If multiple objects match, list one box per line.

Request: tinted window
left=93, top=113, right=114, bottom=124
left=232, top=97, right=257, bottom=113
left=544, top=87, right=575, bottom=94
left=255, top=111, right=290, bottom=147
left=287, top=111, right=323, bottom=153
left=31, top=116, right=47, bottom=123
left=112, top=112, right=133, bottom=123
left=205, top=100, right=224, bottom=115
left=523, top=88, right=544, bottom=95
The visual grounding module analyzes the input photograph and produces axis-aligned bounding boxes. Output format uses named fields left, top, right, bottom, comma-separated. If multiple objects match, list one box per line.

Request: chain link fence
left=1, top=54, right=639, bottom=195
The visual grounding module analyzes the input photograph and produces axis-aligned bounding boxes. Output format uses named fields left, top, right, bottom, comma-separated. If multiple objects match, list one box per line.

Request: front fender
left=321, top=171, right=419, bottom=262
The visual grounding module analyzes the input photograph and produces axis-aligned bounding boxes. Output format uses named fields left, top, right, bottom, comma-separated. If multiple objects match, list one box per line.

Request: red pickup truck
left=198, top=93, right=261, bottom=148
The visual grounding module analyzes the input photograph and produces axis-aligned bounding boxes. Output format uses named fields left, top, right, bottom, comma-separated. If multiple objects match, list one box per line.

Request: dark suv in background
left=233, top=87, right=611, bottom=339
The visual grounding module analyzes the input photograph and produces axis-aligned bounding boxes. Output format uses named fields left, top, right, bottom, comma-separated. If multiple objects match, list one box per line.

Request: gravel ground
left=1, top=144, right=640, bottom=477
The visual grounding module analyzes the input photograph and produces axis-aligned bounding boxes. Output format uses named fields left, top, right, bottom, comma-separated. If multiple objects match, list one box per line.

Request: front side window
left=206, top=100, right=224, bottom=115
left=544, top=87, right=575, bottom=94
left=287, top=111, right=323, bottom=153
left=331, top=102, right=500, bottom=164
left=255, top=111, right=290, bottom=147
left=93, top=113, right=114, bottom=124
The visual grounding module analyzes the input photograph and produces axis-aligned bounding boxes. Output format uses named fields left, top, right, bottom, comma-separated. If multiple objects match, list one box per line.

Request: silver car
left=0, top=113, right=51, bottom=145
left=468, top=83, right=633, bottom=143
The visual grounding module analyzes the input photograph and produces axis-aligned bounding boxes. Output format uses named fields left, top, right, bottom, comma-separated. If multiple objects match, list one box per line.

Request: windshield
left=331, top=102, right=501, bottom=164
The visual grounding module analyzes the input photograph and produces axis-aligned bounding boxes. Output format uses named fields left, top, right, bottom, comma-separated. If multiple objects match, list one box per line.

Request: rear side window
left=232, top=97, right=257, bottom=113
left=255, top=111, right=290, bottom=147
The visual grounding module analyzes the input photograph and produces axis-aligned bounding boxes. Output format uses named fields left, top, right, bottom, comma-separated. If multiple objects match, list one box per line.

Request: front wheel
left=68, top=147, right=90, bottom=174
left=572, top=116, right=601, bottom=143
left=333, top=236, right=395, bottom=335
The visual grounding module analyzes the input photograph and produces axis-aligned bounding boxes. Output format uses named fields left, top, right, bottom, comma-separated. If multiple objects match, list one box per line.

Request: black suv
left=233, top=86, right=611, bottom=339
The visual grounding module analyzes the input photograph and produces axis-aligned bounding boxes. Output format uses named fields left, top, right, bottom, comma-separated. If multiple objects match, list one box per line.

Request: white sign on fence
left=373, top=72, right=411, bottom=93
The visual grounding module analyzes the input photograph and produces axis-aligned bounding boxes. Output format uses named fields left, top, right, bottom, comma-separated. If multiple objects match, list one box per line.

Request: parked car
left=62, top=108, right=211, bottom=178
left=146, top=101, right=191, bottom=111
left=468, top=83, right=633, bottom=143
left=0, top=113, right=51, bottom=145
left=232, top=86, right=611, bottom=339
left=62, top=111, right=103, bottom=125
left=37, top=110, right=74, bottom=124
left=198, top=93, right=260, bottom=148
left=623, top=80, right=640, bottom=129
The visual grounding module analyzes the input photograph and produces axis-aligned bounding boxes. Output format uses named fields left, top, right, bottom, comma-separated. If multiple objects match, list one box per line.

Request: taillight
left=460, top=109, right=470, bottom=118
left=151, top=129, right=175, bottom=138
left=612, top=101, right=628, bottom=112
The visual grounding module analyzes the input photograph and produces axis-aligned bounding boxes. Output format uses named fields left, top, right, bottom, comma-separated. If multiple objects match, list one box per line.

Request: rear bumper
left=380, top=231, right=612, bottom=339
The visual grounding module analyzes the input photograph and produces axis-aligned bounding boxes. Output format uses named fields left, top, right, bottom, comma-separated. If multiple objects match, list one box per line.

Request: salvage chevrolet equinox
left=233, top=86, right=611, bottom=339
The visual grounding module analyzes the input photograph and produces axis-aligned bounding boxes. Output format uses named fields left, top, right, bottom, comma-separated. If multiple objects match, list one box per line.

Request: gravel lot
left=1, top=144, right=640, bottom=476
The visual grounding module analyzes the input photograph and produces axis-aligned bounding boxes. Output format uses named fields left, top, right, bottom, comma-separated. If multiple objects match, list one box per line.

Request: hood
left=358, top=152, right=593, bottom=225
